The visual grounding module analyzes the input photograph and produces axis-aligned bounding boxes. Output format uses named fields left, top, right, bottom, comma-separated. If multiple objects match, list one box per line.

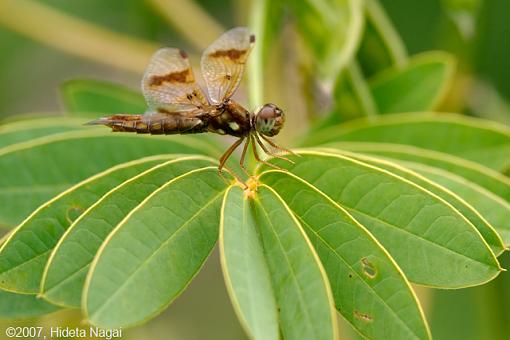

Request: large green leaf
left=41, top=156, right=215, bottom=308
left=0, top=289, right=59, bottom=319
left=0, top=130, right=217, bottom=226
left=261, top=151, right=501, bottom=288
left=303, top=113, right=510, bottom=171
left=259, top=171, right=431, bottom=339
left=224, top=185, right=337, bottom=340
left=398, top=161, right=510, bottom=246
left=324, top=150, right=505, bottom=255
left=0, top=233, right=60, bottom=319
left=84, top=167, right=227, bottom=328
left=369, top=52, right=455, bottom=113
left=329, top=142, right=510, bottom=203
left=0, top=156, right=174, bottom=293
left=60, top=79, right=145, bottom=115
left=220, top=186, right=279, bottom=340
left=0, top=117, right=86, bottom=147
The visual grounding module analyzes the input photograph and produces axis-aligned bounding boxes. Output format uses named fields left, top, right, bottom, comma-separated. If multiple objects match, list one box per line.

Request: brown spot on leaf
left=250, top=34, right=255, bottom=43
left=361, top=257, right=377, bottom=279
left=354, top=310, right=373, bottom=323
left=149, top=69, right=192, bottom=86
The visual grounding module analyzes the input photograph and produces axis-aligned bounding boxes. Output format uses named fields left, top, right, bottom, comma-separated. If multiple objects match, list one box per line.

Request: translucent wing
left=201, top=27, right=255, bottom=104
left=142, top=48, right=209, bottom=114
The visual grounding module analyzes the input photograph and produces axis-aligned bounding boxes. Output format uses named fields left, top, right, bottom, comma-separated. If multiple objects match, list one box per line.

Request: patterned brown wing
left=200, top=27, right=255, bottom=104
left=142, top=48, right=209, bottom=114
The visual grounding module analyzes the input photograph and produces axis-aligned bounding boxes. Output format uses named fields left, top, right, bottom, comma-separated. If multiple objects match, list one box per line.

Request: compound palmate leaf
left=257, top=171, right=431, bottom=339
left=41, top=156, right=216, bottom=308
left=0, top=130, right=218, bottom=227
left=220, top=186, right=338, bottom=340
left=0, top=155, right=175, bottom=293
left=84, top=167, right=227, bottom=328
left=262, top=151, right=501, bottom=288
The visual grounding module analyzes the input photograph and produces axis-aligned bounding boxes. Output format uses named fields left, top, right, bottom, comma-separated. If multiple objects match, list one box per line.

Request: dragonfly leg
left=219, top=137, right=245, bottom=173
left=254, top=133, right=294, bottom=164
left=239, top=137, right=251, bottom=177
left=218, top=137, right=248, bottom=186
left=250, top=135, right=285, bottom=171
left=260, top=134, right=300, bottom=157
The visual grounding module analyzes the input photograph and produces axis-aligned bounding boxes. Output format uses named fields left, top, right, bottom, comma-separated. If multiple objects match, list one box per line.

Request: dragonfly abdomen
left=86, top=114, right=205, bottom=135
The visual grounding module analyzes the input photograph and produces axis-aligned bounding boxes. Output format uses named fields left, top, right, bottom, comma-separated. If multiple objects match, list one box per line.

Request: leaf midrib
left=256, top=200, right=319, bottom=339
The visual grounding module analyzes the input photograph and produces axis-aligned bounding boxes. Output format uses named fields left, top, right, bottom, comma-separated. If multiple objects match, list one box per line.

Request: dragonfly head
left=254, top=103, right=285, bottom=136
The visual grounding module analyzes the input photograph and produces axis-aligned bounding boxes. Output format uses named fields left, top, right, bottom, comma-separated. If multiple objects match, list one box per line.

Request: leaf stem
left=365, top=0, right=408, bottom=67
left=346, top=61, right=379, bottom=117
left=0, top=0, right=159, bottom=74
left=147, top=0, right=225, bottom=51
left=248, top=0, right=268, bottom=109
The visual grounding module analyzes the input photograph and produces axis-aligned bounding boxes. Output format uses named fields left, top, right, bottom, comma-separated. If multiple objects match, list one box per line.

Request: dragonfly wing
left=200, top=27, right=255, bottom=104
left=142, top=48, right=209, bottom=115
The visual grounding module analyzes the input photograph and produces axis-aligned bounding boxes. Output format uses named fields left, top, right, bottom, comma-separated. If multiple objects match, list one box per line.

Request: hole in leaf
left=361, top=257, right=377, bottom=279
left=66, top=205, right=85, bottom=223
left=348, top=273, right=353, bottom=278
left=354, top=310, right=373, bottom=323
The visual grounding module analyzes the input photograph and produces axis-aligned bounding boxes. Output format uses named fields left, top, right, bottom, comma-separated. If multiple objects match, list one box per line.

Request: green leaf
left=285, top=0, right=364, bottom=79
left=326, top=150, right=505, bottom=255
left=259, top=171, right=431, bottom=339
left=84, top=167, right=227, bottom=328
left=0, top=130, right=217, bottom=226
left=369, top=52, right=456, bottom=113
left=329, top=142, right=510, bottom=204
left=303, top=113, right=510, bottom=171
left=0, top=116, right=86, bottom=147
left=0, top=289, right=59, bottom=319
left=220, top=186, right=279, bottom=340
left=60, top=79, right=145, bottom=115
left=0, top=155, right=174, bottom=293
left=41, top=156, right=215, bottom=308
left=322, top=52, right=453, bottom=126
left=0, top=232, right=60, bottom=319
left=356, top=0, right=407, bottom=76
left=222, top=186, right=338, bottom=339
left=262, top=151, right=501, bottom=288
left=396, top=161, right=510, bottom=246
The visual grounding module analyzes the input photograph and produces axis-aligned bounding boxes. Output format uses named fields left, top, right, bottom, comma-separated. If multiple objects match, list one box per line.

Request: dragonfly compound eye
left=255, top=103, right=285, bottom=136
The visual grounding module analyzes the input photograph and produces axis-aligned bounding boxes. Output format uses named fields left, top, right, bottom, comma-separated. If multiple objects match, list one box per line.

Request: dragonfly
left=87, top=27, right=293, bottom=177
